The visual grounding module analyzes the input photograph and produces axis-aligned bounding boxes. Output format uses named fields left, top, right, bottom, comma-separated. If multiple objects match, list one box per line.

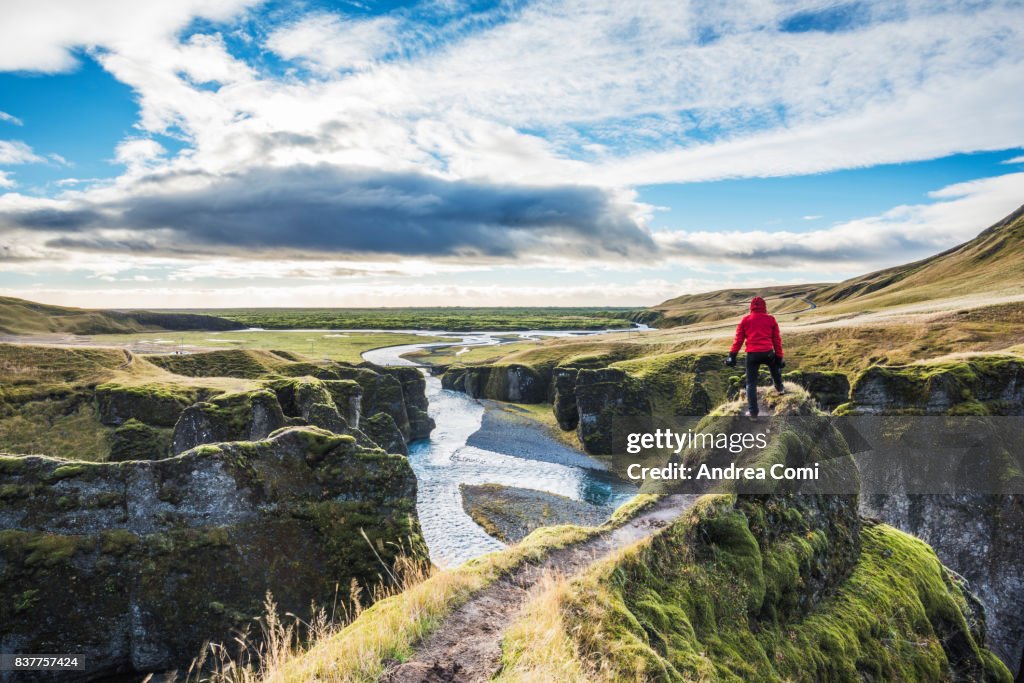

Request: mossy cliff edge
left=500, top=498, right=1010, bottom=682
left=0, top=427, right=422, bottom=680
left=498, top=401, right=1012, bottom=682
left=840, top=356, right=1024, bottom=674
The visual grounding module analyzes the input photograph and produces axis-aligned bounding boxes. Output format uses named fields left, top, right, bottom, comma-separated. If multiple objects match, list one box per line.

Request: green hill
left=811, top=203, right=1024, bottom=311
left=646, top=204, right=1024, bottom=327
left=645, top=283, right=824, bottom=328
left=0, top=296, right=243, bottom=335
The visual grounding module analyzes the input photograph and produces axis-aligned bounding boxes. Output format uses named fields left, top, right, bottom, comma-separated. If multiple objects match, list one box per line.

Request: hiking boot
left=775, top=386, right=786, bottom=395
left=746, top=411, right=759, bottom=422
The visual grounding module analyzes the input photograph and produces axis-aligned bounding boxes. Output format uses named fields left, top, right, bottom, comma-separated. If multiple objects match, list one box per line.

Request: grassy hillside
left=812, top=204, right=1024, bottom=311
left=0, top=296, right=242, bottom=336
left=644, top=204, right=1024, bottom=328
left=645, top=283, right=824, bottom=328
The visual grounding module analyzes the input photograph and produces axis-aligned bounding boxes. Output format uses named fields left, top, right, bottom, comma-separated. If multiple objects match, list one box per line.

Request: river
left=363, top=331, right=638, bottom=567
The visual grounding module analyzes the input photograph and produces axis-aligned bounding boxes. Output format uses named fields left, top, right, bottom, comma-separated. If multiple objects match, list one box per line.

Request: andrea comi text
left=626, top=462, right=821, bottom=482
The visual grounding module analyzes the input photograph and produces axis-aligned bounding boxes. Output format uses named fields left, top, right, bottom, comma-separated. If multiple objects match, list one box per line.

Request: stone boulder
left=361, top=412, right=408, bottom=456
left=0, top=427, right=423, bottom=680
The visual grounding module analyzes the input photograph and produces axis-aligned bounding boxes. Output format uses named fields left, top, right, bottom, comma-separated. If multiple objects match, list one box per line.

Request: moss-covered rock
left=573, top=367, right=651, bottom=455
left=321, top=379, right=363, bottom=427
left=350, top=369, right=413, bottom=440
left=383, top=367, right=435, bottom=440
left=361, top=412, right=408, bottom=456
left=0, top=426, right=423, bottom=678
left=170, top=389, right=287, bottom=455
left=108, top=419, right=172, bottom=461
left=552, top=366, right=580, bottom=430
left=441, top=364, right=550, bottom=404
left=94, top=382, right=207, bottom=427
left=841, top=356, right=1024, bottom=672
left=556, top=495, right=1011, bottom=682
left=845, top=356, right=1024, bottom=416
left=783, top=370, right=850, bottom=412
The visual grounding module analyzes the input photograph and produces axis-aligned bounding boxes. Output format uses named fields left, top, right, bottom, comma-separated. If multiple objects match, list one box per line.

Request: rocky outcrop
left=441, top=364, right=550, bottom=404
left=170, top=389, right=289, bottom=455
left=382, top=367, right=435, bottom=440
left=108, top=420, right=172, bottom=462
left=94, top=383, right=209, bottom=428
left=783, top=370, right=850, bottom=412
left=859, top=492, right=1024, bottom=676
left=0, top=427, right=422, bottom=681
left=551, top=367, right=579, bottom=430
left=844, top=356, right=1024, bottom=416
left=573, top=368, right=651, bottom=454
left=845, top=357, right=1024, bottom=675
left=361, top=412, right=408, bottom=456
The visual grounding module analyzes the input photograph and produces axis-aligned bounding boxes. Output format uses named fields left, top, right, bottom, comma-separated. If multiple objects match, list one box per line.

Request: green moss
left=14, top=588, right=39, bottom=613
left=0, top=455, right=26, bottom=474
left=555, top=499, right=1012, bottom=682
left=100, top=529, right=139, bottom=556
left=0, top=483, right=30, bottom=500
left=108, top=418, right=172, bottom=461
left=0, top=530, right=81, bottom=568
left=48, top=464, right=85, bottom=480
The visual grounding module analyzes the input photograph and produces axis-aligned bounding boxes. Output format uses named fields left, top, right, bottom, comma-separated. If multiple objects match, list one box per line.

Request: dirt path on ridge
left=381, top=493, right=700, bottom=683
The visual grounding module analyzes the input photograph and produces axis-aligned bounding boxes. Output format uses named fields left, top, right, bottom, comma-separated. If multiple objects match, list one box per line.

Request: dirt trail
left=381, top=493, right=699, bottom=683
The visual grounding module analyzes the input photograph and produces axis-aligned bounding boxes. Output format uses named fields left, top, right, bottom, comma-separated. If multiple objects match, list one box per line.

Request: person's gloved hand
left=724, top=353, right=737, bottom=367
left=777, top=357, right=786, bottom=369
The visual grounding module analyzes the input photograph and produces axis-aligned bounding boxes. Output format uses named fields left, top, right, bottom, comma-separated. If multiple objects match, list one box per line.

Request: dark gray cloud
left=4, top=165, right=654, bottom=260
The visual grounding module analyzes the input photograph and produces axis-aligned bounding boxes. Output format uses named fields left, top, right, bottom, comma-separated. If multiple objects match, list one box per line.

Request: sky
left=0, top=0, right=1023, bottom=309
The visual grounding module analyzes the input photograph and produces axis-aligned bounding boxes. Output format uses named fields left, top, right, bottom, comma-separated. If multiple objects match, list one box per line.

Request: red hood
left=750, top=296, right=767, bottom=313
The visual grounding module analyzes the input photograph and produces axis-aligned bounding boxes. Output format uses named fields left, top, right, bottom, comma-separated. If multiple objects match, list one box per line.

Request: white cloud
left=654, top=172, right=1024, bottom=270
left=0, top=111, right=23, bottom=126
left=1003, top=155, right=1024, bottom=165
left=0, top=140, right=44, bottom=164
left=0, top=0, right=258, bottom=72
left=802, top=215, right=821, bottom=220
left=267, top=13, right=400, bottom=72
left=0, top=170, right=15, bottom=188
left=114, top=138, right=166, bottom=167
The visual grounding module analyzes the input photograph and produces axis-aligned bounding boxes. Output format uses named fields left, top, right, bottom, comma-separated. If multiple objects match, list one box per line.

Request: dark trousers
left=746, top=351, right=783, bottom=416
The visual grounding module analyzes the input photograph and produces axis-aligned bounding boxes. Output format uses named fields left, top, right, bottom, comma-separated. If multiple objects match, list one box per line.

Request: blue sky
left=0, top=0, right=1023, bottom=308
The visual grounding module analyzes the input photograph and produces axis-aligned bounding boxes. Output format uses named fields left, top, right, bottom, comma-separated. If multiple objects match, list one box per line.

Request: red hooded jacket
left=730, top=297, right=783, bottom=357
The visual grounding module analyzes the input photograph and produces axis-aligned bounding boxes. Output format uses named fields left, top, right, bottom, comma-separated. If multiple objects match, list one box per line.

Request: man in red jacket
left=724, top=296, right=785, bottom=420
